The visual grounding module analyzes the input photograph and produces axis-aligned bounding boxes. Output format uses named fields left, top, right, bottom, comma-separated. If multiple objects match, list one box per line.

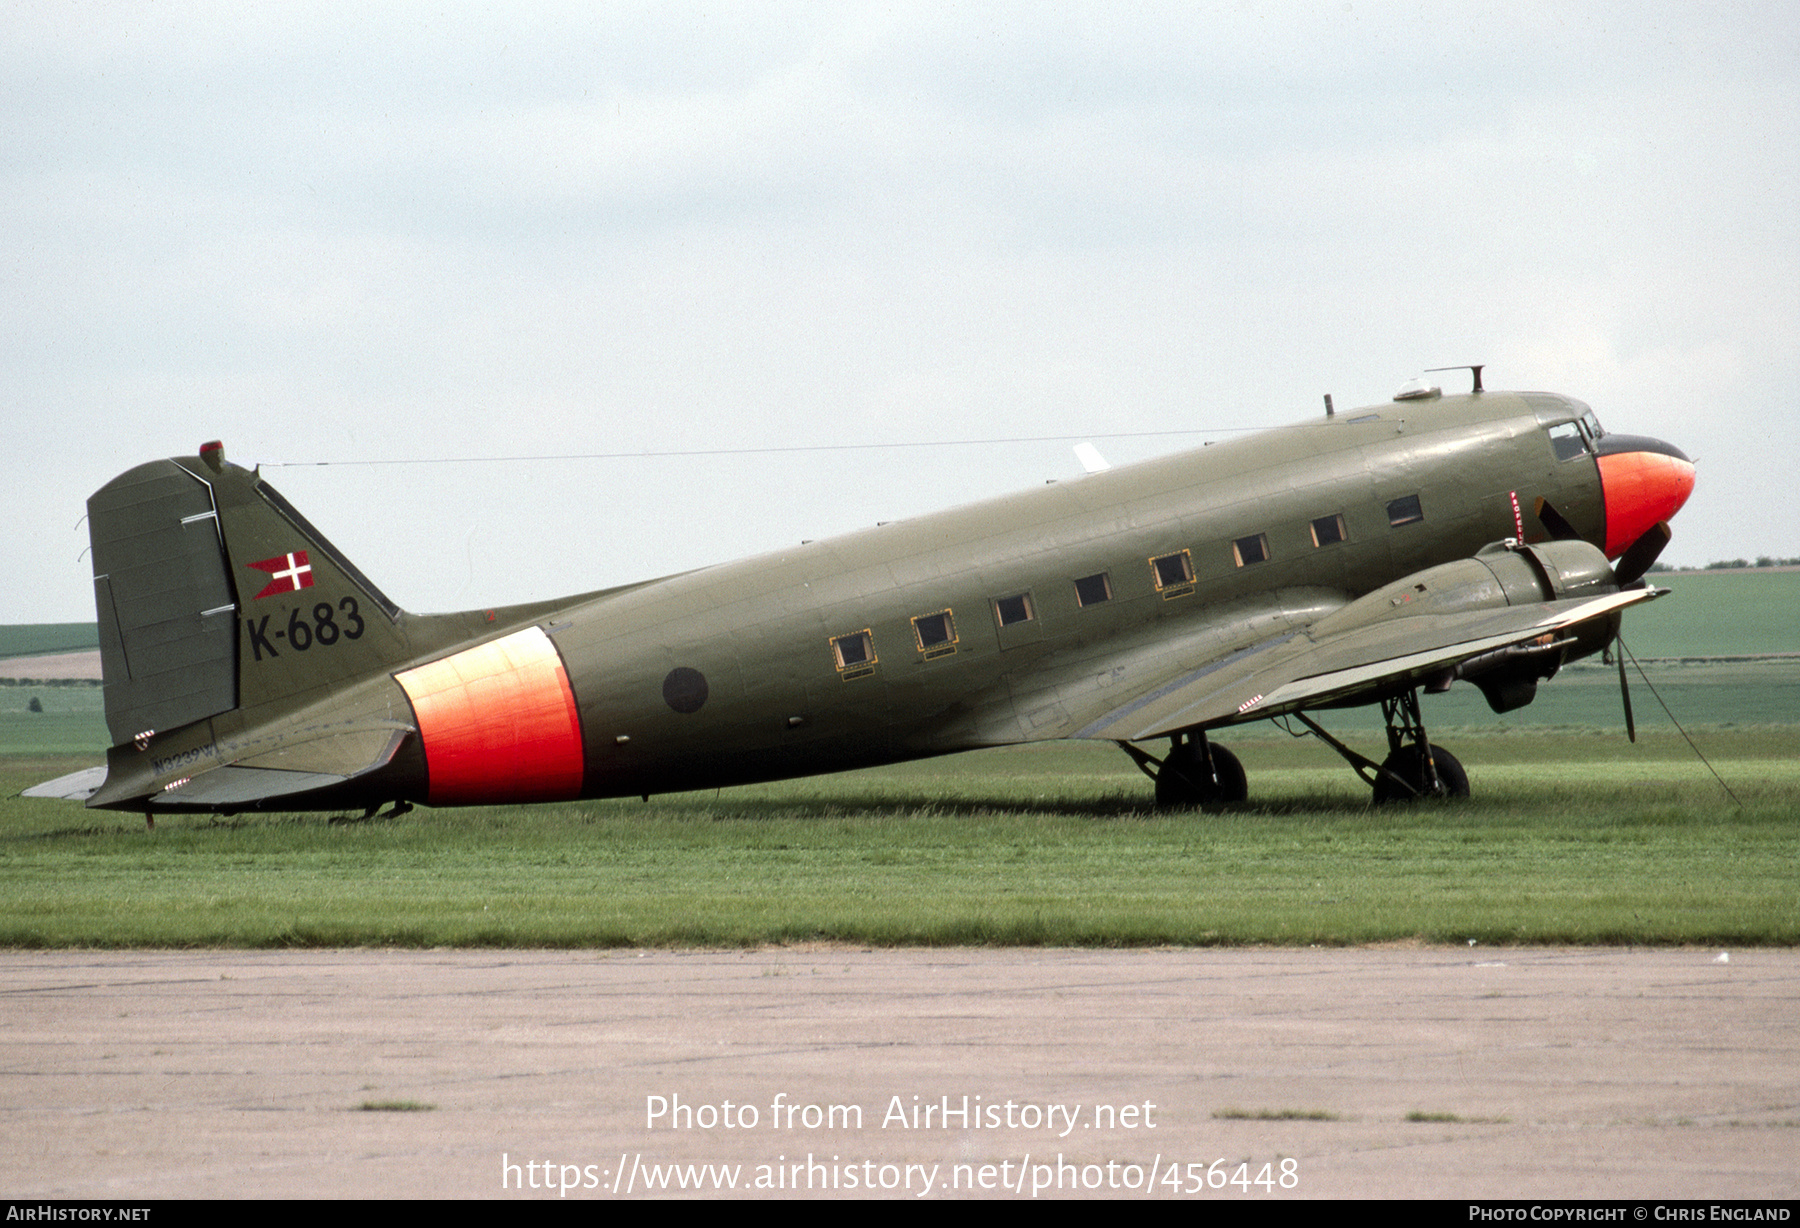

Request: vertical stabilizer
left=74, top=446, right=432, bottom=811
left=206, top=458, right=412, bottom=716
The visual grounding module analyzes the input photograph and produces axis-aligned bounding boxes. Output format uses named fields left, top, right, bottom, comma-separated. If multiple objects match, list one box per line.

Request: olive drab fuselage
left=39, top=382, right=1695, bottom=814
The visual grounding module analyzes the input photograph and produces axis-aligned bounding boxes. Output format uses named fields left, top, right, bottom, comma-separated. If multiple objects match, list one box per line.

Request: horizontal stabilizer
left=21, top=766, right=109, bottom=802
left=154, top=765, right=361, bottom=808
left=60, top=720, right=414, bottom=812
left=148, top=722, right=413, bottom=810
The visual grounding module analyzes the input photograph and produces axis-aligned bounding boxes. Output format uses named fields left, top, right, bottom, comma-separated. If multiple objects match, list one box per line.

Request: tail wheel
left=1371, top=744, right=1469, bottom=805
left=1155, top=742, right=1248, bottom=810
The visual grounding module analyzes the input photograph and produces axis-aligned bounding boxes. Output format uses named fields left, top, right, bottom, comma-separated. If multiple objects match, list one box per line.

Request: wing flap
left=918, top=587, right=1344, bottom=750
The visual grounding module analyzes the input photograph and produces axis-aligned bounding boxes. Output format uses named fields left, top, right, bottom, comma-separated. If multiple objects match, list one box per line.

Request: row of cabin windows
left=828, top=494, right=1425, bottom=672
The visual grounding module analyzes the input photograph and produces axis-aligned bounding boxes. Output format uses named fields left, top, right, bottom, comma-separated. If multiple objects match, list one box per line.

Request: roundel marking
left=662, top=667, right=709, bottom=714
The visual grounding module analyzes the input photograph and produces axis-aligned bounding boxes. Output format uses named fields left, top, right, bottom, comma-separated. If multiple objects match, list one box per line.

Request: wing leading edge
left=1071, top=587, right=1659, bottom=744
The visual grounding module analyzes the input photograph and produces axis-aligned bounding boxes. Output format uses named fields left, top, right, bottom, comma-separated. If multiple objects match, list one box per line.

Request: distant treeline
left=1648, top=557, right=1800, bottom=572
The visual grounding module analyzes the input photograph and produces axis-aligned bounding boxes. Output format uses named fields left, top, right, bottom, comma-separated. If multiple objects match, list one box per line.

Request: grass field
left=3, top=573, right=1792, bottom=950
left=0, top=683, right=104, bottom=754
left=4, top=728, right=1794, bottom=949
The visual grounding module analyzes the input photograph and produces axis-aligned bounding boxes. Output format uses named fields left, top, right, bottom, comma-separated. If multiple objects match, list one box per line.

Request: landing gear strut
left=1119, top=731, right=1248, bottom=810
left=1294, top=687, right=1469, bottom=804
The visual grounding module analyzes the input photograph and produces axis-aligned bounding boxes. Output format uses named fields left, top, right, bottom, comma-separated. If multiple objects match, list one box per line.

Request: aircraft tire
left=1154, top=743, right=1248, bottom=810
left=1371, top=745, right=1470, bottom=804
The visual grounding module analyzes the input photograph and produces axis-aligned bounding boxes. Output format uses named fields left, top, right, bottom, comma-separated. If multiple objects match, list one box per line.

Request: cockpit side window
left=1548, top=422, right=1588, bottom=462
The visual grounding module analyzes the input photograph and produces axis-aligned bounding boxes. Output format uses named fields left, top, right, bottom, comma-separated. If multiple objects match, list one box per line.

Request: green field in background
left=0, top=623, right=98, bottom=659
left=1637, top=570, right=1800, bottom=657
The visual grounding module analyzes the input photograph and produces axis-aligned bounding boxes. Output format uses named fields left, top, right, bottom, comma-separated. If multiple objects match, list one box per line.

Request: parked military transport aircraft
left=28, top=368, right=1694, bottom=818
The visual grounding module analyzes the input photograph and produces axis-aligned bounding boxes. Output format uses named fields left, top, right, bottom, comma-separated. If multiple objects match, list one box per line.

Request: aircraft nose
left=1594, top=434, right=1696, bottom=558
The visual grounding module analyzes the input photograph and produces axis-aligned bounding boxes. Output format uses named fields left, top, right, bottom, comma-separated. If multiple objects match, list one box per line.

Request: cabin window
left=1386, top=494, right=1424, bottom=527
left=1232, top=533, right=1270, bottom=567
left=1074, top=572, right=1112, bottom=607
left=912, top=610, right=957, bottom=655
left=1548, top=422, right=1588, bottom=462
left=1149, top=551, right=1193, bottom=590
left=994, top=593, right=1035, bottom=627
left=1150, top=550, right=1194, bottom=599
left=1310, top=514, right=1347, bottom=547
left=830, top=630, right=876, bottom=671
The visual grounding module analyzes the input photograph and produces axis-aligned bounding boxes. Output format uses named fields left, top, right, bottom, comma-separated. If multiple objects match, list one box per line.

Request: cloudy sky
left=4, top=2, right=1795, bottom=626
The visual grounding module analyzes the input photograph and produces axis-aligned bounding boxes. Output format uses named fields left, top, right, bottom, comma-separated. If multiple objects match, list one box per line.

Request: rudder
left=88, top=456, right=239, bottom=746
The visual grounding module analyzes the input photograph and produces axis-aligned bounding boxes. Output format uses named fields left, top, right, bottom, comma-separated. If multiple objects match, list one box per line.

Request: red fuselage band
left=395, top=626, right=585, bottom=805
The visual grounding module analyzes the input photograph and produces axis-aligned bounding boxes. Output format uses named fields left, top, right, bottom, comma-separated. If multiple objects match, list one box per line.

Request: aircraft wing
left=1067, top=589, right=1660, bottom=744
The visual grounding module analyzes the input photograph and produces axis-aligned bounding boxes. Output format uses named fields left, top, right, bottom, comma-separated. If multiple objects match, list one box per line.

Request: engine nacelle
left=1314, top=539, right=1620, bottom=713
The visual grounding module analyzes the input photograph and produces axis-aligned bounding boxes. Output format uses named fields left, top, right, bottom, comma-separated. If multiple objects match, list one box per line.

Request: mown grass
left=4, top=731, right=1796, bottom=949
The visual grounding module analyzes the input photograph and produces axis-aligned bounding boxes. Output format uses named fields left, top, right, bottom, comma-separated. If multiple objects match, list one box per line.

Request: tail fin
left=63, top=442, right=586, bottom=813
left=61, top=443, right=430, bottom=811
left=88, top=442, right=411, bottom=745
left=204, top=446, right=412, bottom=717
left=88, top=453, right=240, bottom=747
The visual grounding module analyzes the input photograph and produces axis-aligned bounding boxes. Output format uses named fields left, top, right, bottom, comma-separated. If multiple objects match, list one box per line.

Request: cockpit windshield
left=1548, top=411, right=1607, bottom=462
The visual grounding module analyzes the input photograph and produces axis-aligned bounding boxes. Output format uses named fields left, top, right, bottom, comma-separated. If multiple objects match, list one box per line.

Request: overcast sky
left=5, top=2, right=1795, bottom=625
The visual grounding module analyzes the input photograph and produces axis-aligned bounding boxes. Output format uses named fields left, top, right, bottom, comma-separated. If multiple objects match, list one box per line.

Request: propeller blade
left=1613, top=521, right=1673, bottom=587
left=1616, top=637, right=1637, bottom=743
left=1533, top=496, right=1580, bottom=541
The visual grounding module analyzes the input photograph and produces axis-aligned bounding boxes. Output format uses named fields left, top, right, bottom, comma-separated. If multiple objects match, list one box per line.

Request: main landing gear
left=1121, top=687, right=1469, bottom=809
left=1118, top=731, right=1248, bottom=810
left=1293, top=686, right=1469, bottom=805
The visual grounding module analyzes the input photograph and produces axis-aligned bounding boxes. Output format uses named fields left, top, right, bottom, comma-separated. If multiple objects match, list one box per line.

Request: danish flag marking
left=249, top=551, right=314, bottom=599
